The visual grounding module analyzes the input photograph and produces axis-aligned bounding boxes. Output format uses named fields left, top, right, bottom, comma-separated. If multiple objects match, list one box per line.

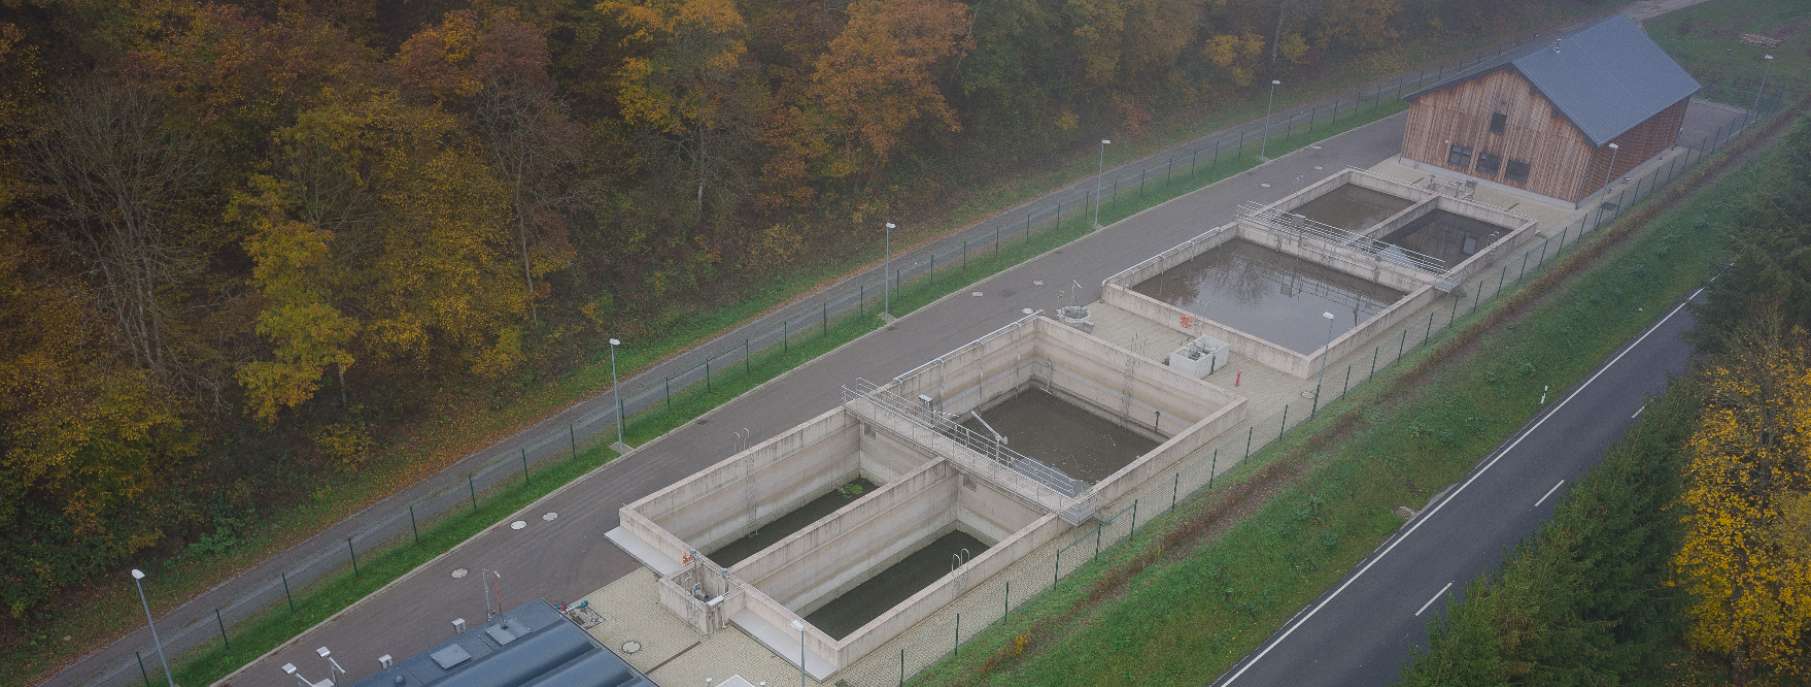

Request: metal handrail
left=1101, top=224, right=1235, bottom=287
left=1238, top=201, right=1446, bottom=274
left=843, top=379, right=1087, bottom=498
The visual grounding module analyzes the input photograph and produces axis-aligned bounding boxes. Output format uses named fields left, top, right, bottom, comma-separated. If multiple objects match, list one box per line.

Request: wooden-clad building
left=1400, top=16, right=1700, bottom=204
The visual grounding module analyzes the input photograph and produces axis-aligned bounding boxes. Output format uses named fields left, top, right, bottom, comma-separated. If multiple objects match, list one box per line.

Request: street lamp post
left=1260, top=79, right=1282, bottom=159
left=609, top=337, right=624, bottom=448
left=791, top=619, right=807, bottom=687
left=1753, top=53, right=1776, bottom=116
left=1601, top=142, right=1620, bottom=199
left=883, top=222, right=896, bottom=318
left=1093, top=139, right=1111, bottom=227
left=131, top=569, right=175, bottom=687
left=1314, top=311, right=1336, bottom=412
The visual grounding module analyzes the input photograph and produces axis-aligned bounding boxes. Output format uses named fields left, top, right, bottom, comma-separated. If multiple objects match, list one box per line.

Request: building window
left=1505, top=159, right=1531, bottom=183
left=1489, top=112, right=1507, bottom=134
left=1476, top=151, right=1502, bottom=176
left=1447, top=144, right=1473, bottom=169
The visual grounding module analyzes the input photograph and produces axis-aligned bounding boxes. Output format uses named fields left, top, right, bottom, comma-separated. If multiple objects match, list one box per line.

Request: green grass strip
left=150, top=88, right=1419, bottom=687
left=907, top=116, right=1771, bottom=687
left=165, top=444, right=618, bottom=686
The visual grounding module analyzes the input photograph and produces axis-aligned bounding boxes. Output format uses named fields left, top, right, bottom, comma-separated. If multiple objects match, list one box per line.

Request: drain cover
left=451, top=568, right=468, bottom=579
left=542, top=512, right=558, bottom=522
left=621, top=640, right=642, bottom=654
left=510, top=520, right=526, bottom=530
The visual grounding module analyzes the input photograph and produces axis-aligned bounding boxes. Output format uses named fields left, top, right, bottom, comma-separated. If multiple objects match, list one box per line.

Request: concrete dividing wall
left=1232, top=221, right=1434, bottom=293
left=1030, top=317, right=1237, bottom=432
left=1430, top=196, right=1540, bottom=282
left=736, top=461, right=960, bottom=612
left=621, top=404, right=940, bottom=567
left=832, top=513, right=1068, bottom=666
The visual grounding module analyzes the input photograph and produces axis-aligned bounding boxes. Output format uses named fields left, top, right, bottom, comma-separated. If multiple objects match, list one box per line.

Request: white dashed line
left=1534, top=479, right=1566, bottom=508
left=1414, top=582, right=1454, bottom=617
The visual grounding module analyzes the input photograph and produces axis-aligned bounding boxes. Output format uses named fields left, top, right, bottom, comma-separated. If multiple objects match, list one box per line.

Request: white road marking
left=1534, top=480, right=1567, bottom=508
left=1215, top=287, right=1703, bottom=686
left=1631, top=403, right=1646, bottom=419
left=1414, top=582, right=1454, bottom=617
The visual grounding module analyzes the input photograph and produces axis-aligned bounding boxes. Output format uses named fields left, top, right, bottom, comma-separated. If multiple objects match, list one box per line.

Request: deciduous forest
left=0, top=0, right=1600, bottom=631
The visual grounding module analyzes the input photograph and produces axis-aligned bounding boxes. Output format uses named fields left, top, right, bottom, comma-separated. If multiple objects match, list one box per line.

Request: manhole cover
left=1032, top=280, right=1045, bottom=287
left=1021, top=308, right=1034, bottom=315
left=542, top=512, right=558, bottom=522
left=451, top=568, right=468, bottom=579
left=1313, top=165, right=1324, bottom=171
left=510, top=520, right=527, bottom=530
left=1259, top=182, right=1272, bottom=189
left=621, top=640, right=642, bottom=654
left=970, top=291, right=983, bottom=297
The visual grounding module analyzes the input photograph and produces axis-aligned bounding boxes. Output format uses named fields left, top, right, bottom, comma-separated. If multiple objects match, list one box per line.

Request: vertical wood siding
left=1400, top=67, right=1686, bottom=203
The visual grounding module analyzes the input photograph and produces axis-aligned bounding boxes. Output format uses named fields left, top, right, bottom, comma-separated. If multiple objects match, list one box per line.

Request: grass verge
left=905, top=110, right=1795, bottom=687
left=158, top=101, right=1400, bottom=686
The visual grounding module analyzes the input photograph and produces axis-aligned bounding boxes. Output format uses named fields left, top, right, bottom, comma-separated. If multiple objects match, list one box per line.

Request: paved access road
left=215, top=110, right=1410, bottom=687
left=1210, top=286, right=1707, bottom=687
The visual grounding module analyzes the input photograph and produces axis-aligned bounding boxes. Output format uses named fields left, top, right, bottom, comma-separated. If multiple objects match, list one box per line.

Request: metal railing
left=843, top=379, right=1087, bottom=499
left=1238, top=201, right=1448, bottom=274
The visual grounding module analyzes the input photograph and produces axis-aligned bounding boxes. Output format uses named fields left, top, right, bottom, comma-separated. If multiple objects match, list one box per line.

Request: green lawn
left=1648, top=0, right=1811, bottom=107
left=907, top=109, right=1781, bottom=687
left=7, top=8, right=1620, bottom=685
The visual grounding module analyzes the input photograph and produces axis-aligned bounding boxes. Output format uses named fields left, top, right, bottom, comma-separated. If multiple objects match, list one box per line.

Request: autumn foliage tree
left=1674, top=318, right=1811, bottom=684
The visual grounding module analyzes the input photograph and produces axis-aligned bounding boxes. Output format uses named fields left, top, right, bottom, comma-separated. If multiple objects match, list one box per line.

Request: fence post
left=663, top=377, right=671, bottom=411
left=962, top=239, right=969, bottom=271
left=282, top=571, right=295, bottom=612
left=1209, top=448, right=1219, bottom=489
left=742, top=339, right=750, bottom=376
left=520, top=448, right=529, bottom=484
left=409, top=504, right=420, bottom=545
left=930, top=253, right=936, bottom=284
left=1279, top=404, right=1289, bottom=439
left=1005, top=581, right=1011, bottom=618
left=1131, top=499, right=1139, bottom=535
left=1519, top=251, right=1532, bottom=282
left=1398, top=327, right=1408, bottom=359
left=1343, top=365, right=1352, bottom=397
left=1371, top=345, right=1380, bottom=378
left=1425, top=310, right=1435, bottom=342
left=569, top=424, right=577, bottom=459
left=782, top=319, right=789, bottom=354
left=1172, top=472, right=1180, bottom=509
left=705, top=360, right=712, bottom=391
left=1497, top=264, right=1508, bottom=297
left=955, top=613, right=961, bottom=656
left=347, top=537, right=359, bottom=576
left=1055, top=548, right=1061, bottom=583
left=1095, top=522, right=1103, bottom=557
left=1244, top=426, right=1254, bottom=459
left=468, top=474, right=478, bottom=512
left=216, top=607, right=230, bottom=648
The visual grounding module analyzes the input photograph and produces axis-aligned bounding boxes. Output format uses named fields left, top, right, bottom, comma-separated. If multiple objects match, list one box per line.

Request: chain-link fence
left=831, top=98, right=1780, bottom=687
left=74, top=25, right=1786, bottom=687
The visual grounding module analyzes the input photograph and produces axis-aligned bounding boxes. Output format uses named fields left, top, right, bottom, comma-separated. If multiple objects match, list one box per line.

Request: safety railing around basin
left=1238, top=201, right=1446, bottom=274
left=843, top=379, right=1088, bottom=499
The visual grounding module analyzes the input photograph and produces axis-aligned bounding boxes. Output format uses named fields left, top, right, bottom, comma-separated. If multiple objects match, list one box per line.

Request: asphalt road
left=1210, top=286, right=1707, bottom=687
left=214, top=108, right=1410, bottom=687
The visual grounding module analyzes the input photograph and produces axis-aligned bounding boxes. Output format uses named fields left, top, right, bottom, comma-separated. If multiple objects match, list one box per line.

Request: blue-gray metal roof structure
left=1405, top=15, right=1700, bottom=146
left=348, top=599, right=655, bottom=687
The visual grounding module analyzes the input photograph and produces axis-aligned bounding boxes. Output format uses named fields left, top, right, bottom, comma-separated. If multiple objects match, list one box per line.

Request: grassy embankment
left=15, top=7, right=1613, bottom=685
left=145, top=65, right=1421, bottom=687
left=906, top=109, right=1795, bottom=687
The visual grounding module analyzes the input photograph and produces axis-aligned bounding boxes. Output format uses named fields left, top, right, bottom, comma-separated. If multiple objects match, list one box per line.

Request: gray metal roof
left=348, top=599, right=655, bottom=687
left=1406, top=15, right=1700, bottom=146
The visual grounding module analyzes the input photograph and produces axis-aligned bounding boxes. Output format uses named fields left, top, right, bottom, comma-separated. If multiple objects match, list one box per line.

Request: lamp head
left=609, top=338, right=621, bottom=347
left=1764, top=54, right=1774, bottom=61
left=885, top=222, right=897, bottom=230
left=1101, top=139, right=1111, bottom=145
left=1322, top=311, right=1336, bottom=320
left=1608, top=142, right=1619, bottom=150
left=790, top=619, right=805, bottom=631
left=316, top=646, right=332, bottom=658
left=1272, top=79, right=1282, bottom=86
left=130, top=569, right=145, bottom=580
left=282, top=663, right=299, bottom=675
